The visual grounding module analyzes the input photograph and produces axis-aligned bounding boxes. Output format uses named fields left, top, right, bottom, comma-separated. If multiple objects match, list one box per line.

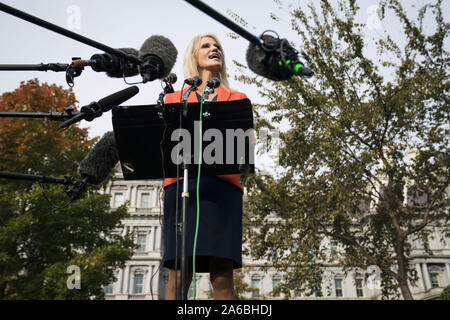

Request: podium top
left=112, top=99, right=255, bottom=180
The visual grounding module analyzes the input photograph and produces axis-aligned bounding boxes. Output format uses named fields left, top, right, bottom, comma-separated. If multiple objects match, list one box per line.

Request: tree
left=236, top=0, right=449, bottom=299
left=0, top=79, right=137, bottom=299
left=233, top=268, right=254, bottom=300
left=440, top=285, right=450, bottom=300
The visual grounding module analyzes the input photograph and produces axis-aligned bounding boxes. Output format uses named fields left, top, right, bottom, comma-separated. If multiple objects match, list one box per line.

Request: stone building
left=103, top=171, right=450, bottom=300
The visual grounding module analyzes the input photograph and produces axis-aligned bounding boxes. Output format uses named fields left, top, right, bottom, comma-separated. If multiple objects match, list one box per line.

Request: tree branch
left=402, top=179, right=450, bottom=239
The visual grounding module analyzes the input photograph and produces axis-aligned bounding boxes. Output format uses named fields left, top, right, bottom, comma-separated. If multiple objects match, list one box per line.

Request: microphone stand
left=179, top=161, right=190, bottom=300
left=0, top=63, right=69, bottom=72
left=177, top=82, right=202, bottom=300
left=177, top=86, right=198, bottom=300
left=201, top=87, right=215, bottom=118
left=0, top=60, right=85, bottom=87
left=182, top=85, right=199, bottom=118
left=0, top=171, right=88, bottom=203
left=157, top=82, right=175, bottom=119
left=0, top=106, right=77, bottom=121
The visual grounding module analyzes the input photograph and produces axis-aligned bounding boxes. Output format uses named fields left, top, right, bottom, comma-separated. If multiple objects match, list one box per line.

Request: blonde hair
left=183, top=33, right=230, bottom=89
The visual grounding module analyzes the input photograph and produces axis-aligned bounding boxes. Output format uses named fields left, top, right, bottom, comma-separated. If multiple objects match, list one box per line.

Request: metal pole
left=180, top=164, right=190, bottom=300
left=184, top=0, right=261, bottom=45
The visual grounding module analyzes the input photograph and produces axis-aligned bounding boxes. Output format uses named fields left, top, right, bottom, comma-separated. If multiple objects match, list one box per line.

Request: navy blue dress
left=162, top=93, right=243, bottom=272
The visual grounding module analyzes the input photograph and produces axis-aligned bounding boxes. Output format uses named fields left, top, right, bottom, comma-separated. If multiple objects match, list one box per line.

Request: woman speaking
left=162, top=33, right=249, bottom=300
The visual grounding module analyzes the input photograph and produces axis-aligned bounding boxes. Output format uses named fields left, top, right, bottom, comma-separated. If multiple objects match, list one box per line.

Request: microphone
left=206, top=77, right=221, bottom=89
left=246, top=32, right=314, bottom=81
left=139, top=35, right=178, bottom=83
left=182, top=76, right=202, bottom=117
left=88, top=48, right=140, bottom=78
left=163, top=73, right=177, bottom=84
left=77, top=131, right=119, bottom=185
left=202, top=77, right=221, bottom=117
left=58, top=86, right=139, bottom=130
left=184, top=75, right=202, bottom=86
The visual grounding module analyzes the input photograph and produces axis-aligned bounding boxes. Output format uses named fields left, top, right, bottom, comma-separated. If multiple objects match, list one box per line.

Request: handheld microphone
left=246, top=32, right=314, bottom=81
left=77, top=131, right=119, bottom=185
left=58, top=86, right=139, bottom=130
left=139, top=35, right=178, bottom=83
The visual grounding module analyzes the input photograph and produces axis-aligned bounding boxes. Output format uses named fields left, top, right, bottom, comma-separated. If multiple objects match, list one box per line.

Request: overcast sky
left=1, top=0, right=448, bottom=172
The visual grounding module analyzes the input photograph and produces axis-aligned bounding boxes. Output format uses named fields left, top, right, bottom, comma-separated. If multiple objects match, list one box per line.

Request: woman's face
left=196, top=36, right=223, bottom=73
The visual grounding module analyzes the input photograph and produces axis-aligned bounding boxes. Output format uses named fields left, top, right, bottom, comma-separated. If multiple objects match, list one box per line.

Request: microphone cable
left=191, top=82, right=209, bottom=300
left=38, top=182, right=75, bottom=210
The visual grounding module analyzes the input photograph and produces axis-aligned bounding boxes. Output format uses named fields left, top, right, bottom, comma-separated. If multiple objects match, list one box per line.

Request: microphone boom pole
left=0, top=171, right=68, bottom=184
left=184, top=0, right=261, bottom=45
left=0, top=2, right=141, bottom=65
left=0, top=108, right=76, bottom=121
left=0, top=63, right=69, bottom=72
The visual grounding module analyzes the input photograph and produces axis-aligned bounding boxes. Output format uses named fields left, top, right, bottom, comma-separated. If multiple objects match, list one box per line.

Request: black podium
left=111, top=99, right=254, bottom=300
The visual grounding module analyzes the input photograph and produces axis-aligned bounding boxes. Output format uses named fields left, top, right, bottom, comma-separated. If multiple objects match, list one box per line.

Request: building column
left=123, top=265, right=130, bottom=294
left=155, top=226, right=161, bottom=251
left=445, top=264, right=450, bottom=284
left=117, top=268, right=123, bottom=294
left=129, top=185, right=136, bottom=208
left=415, top=264, right=424, bottom=292
left=422, top=263, right=431, bottom=291
left=149, top=226, right=155, bottom=252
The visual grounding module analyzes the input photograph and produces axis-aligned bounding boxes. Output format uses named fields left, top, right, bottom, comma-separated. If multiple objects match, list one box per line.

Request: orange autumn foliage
left=0, top=79, right=97, bottom=178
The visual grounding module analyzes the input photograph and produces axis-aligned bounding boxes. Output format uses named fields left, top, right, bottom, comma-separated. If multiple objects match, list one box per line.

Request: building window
left=133, top=274, right=144, bottom=294
left=137, top=234, right=147, bottom=252
left=430, top=274, right=439, bottom=288
left=356, top=279, right=364, bottom=297
left=113, top=192, right=124, bottom=208
left=272, top=277, right=281, bottom=297
left=330, top=241, right=338, bottom=259
left=104, top=279, right=114, bottom=294
left=140, top=193, right=150, bottom=208
left=335, top=279, right=343, bottom=297
left=251, top=278, right=260, bottom=298
left=270, top=246, right=278, bottom=260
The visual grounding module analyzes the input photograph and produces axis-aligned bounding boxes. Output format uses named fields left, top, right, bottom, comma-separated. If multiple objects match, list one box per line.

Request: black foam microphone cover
left=139, top=35, right=178, bottom=80
left=77, top=131, right=119, bottom=185
left=97, top=85, right=139, bottom=113
left=246, top=34, right=293, bottom=81
left=206, top=77, right=221, bottom=88
left=90, top=48, right=139, bottom=78
left=163, top=73, right=177, bottom=84
left=106, top=48, right=140, bottom=78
